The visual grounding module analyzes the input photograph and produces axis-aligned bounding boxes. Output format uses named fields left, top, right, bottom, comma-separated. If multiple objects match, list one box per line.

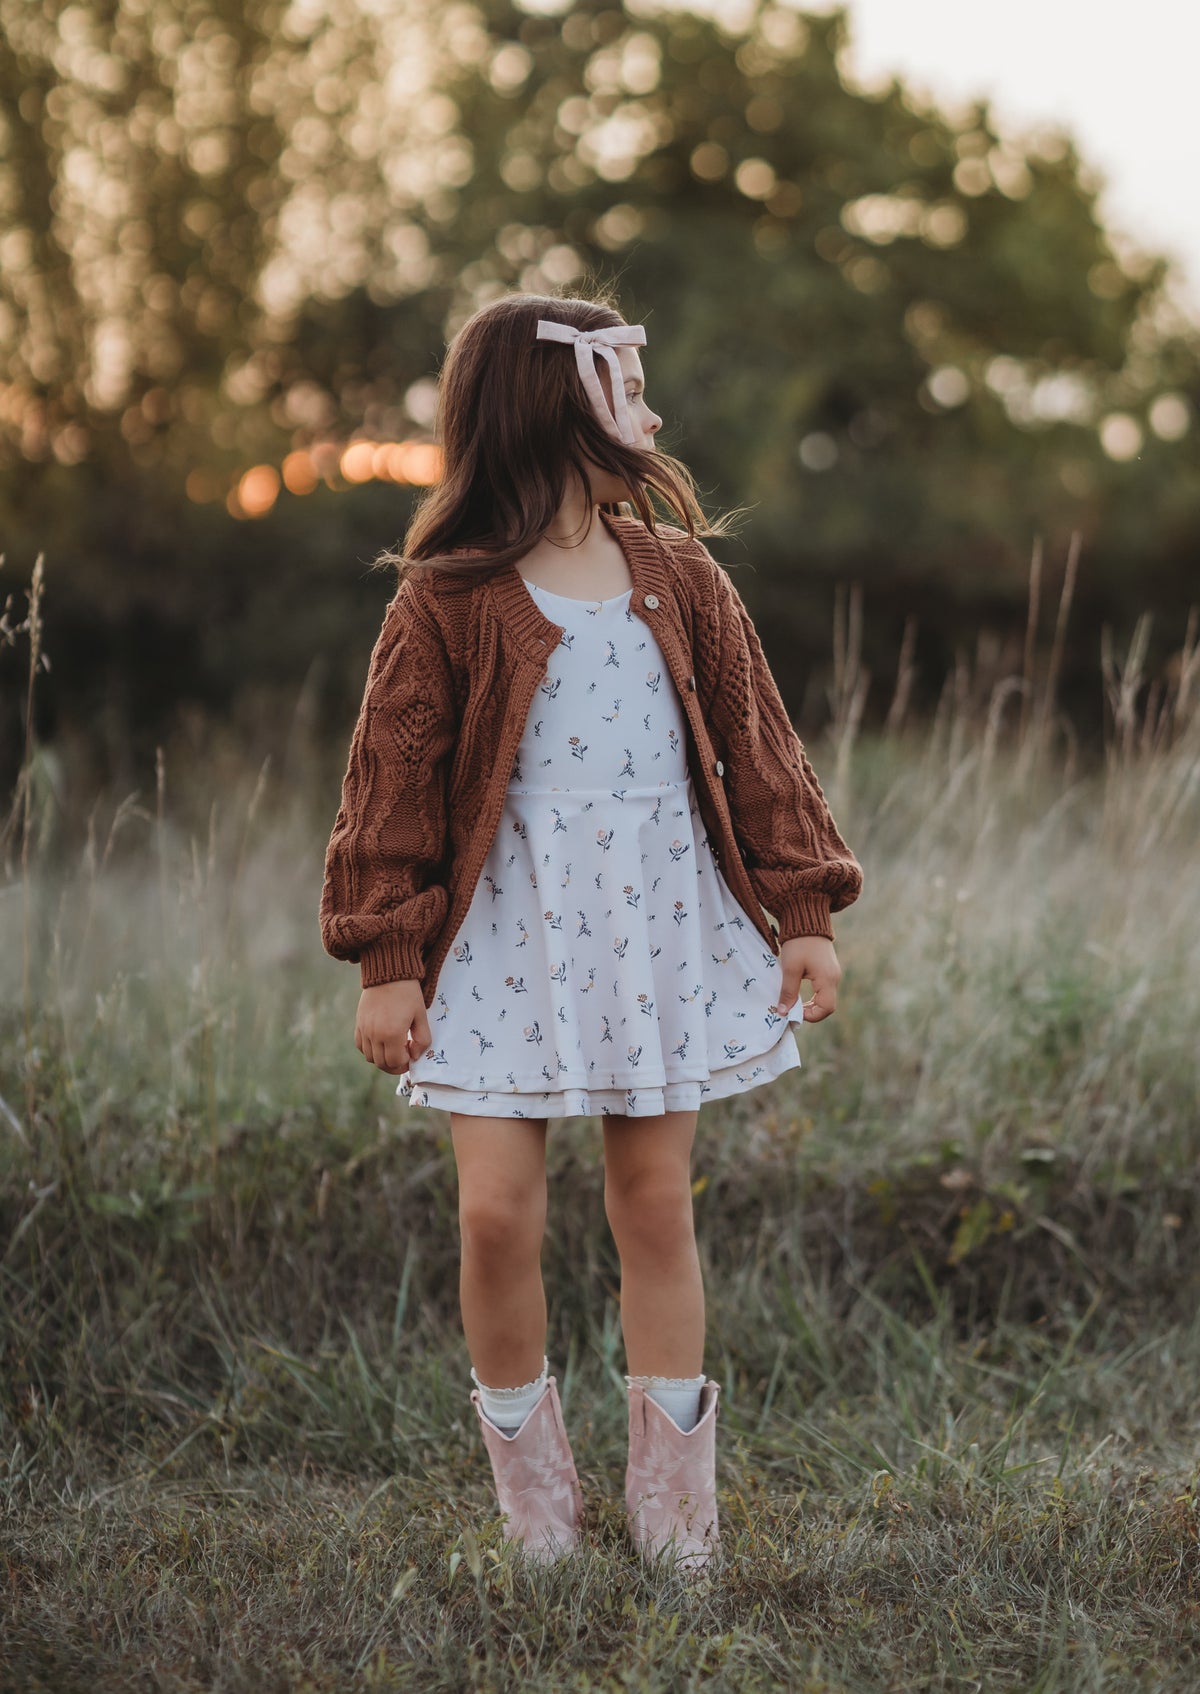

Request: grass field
left=2, top=568, right=1199, bottom=1690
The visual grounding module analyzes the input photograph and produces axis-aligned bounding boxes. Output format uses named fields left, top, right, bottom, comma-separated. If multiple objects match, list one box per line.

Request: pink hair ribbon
left=535, top=319, right=648, bottom=445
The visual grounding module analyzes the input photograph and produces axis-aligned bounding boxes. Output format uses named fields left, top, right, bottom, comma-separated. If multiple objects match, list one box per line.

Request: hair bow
left=535, top=319, right=648, bottom=445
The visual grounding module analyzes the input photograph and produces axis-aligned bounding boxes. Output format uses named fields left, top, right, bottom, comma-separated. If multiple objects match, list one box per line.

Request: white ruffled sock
left=625, top=1370, right=706, bottom=1433
left=471, top=1355, right=550, bottom=1432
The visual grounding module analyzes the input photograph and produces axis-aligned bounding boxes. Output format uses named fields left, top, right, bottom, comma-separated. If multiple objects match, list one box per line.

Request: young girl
left=320, top=291, right=863, bottom=1574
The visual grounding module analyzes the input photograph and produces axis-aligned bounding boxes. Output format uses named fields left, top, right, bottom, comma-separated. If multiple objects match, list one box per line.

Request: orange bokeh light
left=282, top=449, right=319, bottom=494
left=340, top=441, right=376, bottom=483
left=237, top=463, right=281, bottom=518
left=226, top=437, right=442, bottom=516
left=387, top=440, right=442, bottom=484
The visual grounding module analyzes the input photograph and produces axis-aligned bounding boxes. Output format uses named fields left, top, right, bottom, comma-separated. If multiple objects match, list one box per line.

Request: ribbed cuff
left=358, top=931, right=427, bottom=989
left=772, top=888, right=835, bottom=944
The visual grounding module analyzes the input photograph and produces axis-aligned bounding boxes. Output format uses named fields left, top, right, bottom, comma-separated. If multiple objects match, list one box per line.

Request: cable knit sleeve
left=319, top=576, right=457, bottom=989
left=695, top=546, right=863, bottom=944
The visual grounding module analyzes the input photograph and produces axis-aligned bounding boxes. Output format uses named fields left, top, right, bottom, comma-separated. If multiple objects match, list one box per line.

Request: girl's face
left=606, top=344, right=661, bottom=450
left=584, top=344, right=662, bottom=499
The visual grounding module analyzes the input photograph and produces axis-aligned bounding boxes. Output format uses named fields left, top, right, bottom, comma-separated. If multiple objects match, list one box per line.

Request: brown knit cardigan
left=320, top=508, right=863, bottom=1003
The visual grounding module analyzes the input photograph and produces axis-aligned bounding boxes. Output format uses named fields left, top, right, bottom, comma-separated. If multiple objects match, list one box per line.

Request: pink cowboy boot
left=625, top=1378, right=722, bottom=1573
left=470, top=1374, right=585, bottom=1564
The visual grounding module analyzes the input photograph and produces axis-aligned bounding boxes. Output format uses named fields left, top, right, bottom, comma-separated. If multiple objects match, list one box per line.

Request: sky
left=809, top=0, right=1200, bottom=319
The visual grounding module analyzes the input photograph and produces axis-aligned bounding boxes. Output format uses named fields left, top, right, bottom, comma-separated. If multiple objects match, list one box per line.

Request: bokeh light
left=339, top=442, right=376, bottom=483
left=215, top=439, right=444, bottom=516
left=236, top=463, right=281, bottom=517
left=1099, top=413, right=1144, bottom=461
left=281, top=450, right=319, bottom=494
left=1149, top=393, right=1191, bottom=440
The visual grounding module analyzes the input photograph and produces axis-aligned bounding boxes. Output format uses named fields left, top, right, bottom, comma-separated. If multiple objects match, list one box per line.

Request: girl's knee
left=604, top=1170, right=695, bottom=1256
left=459, top=1189, right=546, bottom=1260
left=453, top=1114, right=548, bottom=1258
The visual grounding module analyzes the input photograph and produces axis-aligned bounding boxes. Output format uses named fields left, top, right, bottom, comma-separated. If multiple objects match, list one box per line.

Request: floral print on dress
left=396, top=581, right=805, bottom=1119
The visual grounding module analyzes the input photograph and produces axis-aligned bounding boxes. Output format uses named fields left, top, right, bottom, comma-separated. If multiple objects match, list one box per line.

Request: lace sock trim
left=624, top=1371, right=706, bottom=1389
left=471, top=1355, right=550, bottom=1399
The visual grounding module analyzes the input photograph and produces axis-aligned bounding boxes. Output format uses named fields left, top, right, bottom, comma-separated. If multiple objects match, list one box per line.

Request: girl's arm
left=319, top=576, right=457, bottom=989
left=694, top=547, right=863, bottom=944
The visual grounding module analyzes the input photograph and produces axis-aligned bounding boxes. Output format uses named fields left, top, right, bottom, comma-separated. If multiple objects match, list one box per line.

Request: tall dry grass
left=2, top=539, right=1199, bottom=1690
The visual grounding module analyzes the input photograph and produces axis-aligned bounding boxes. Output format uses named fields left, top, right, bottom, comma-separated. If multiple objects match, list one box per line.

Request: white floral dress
left=396, top=580, right=806, bottom=1119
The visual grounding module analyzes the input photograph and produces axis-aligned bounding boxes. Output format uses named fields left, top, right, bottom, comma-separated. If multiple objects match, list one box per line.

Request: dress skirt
left=396, top=580, right=806, bottom=1120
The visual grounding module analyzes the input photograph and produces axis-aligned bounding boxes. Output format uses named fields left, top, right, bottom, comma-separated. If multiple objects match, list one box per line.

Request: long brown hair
left=373, top=286, right=745, bottom=588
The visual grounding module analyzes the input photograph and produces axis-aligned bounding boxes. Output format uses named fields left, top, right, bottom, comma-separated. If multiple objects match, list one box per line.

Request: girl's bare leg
left=601, top=1108, right=705, bottom=1376
left=450, top=1113, right=550, bottom=1386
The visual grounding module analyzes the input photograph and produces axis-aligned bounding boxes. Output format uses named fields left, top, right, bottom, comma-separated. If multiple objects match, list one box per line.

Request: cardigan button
left=643, top=593, right=659, bottom=609
left=686, top=675, right=696, bottom=690
left=714, top=759, right=724, bottom=776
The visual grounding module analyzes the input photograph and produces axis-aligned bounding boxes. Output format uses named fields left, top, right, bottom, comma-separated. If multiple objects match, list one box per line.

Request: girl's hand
left=770, top=936, right=841, bottom=1023
left=355, top=980, right=432, bottom=1074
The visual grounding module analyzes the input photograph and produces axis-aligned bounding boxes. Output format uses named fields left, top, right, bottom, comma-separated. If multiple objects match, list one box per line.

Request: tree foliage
left=0, top=0, right=1197, bottom=788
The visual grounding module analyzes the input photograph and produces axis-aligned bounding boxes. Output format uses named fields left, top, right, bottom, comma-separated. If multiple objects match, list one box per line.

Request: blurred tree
left=0, top=0, right=290, bottom=475
left=0, top=0, right=1197, bottom=797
